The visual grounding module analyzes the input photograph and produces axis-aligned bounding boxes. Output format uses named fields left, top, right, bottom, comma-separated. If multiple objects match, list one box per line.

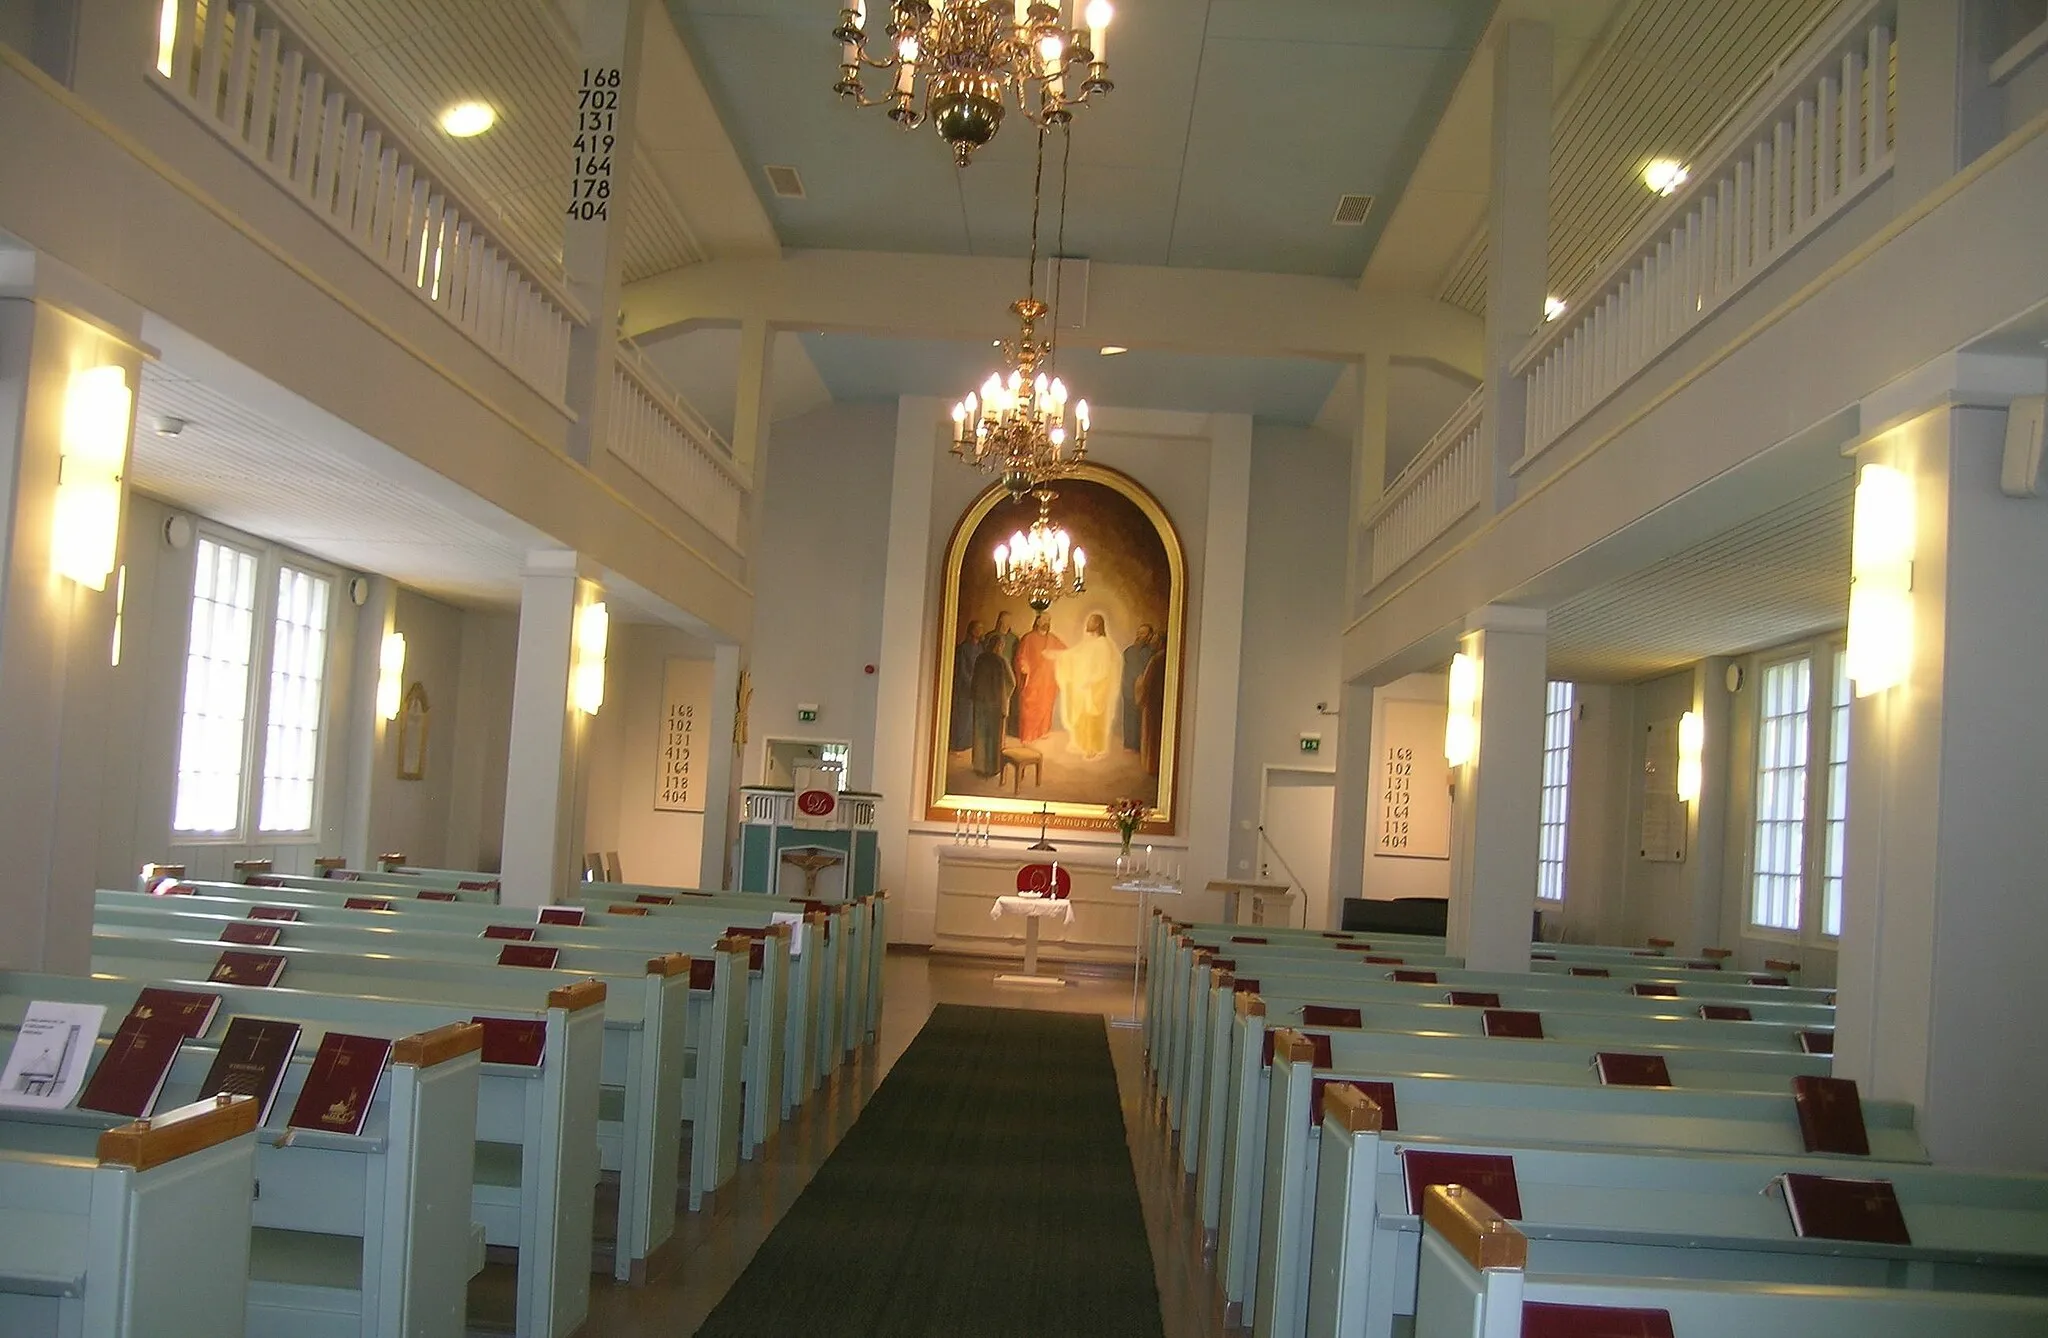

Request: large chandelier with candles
left=951, top=127, right=1089, bottom=500
left=994, top=487, right=1085, bottom=611
left=831, top=0, right=1116, bottom=167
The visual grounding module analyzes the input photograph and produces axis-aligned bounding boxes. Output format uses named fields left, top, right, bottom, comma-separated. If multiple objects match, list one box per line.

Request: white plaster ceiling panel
left=289, top=0, right=703, bottom=285
left=1440, top=0, right=1844, bottom=314
left=1545, top=478, right=1851, bottom=683
left=130, top=364, right=535, bottom=606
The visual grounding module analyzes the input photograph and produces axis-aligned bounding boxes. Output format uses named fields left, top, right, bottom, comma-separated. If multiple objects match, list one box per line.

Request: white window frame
left=1748, top=654, right=1813, bottom=935
left=171, top=524, right=341, bottom=844
left=1536, top=681, right=1574, bottom=904
left=1741, top=639, right=1852, bottom=946
left=1819, top=643, right=1851, bottom=940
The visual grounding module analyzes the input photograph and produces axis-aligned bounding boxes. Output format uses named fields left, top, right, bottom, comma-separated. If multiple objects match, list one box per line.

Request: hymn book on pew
left=540, top=906, right=586, bottom=926
left=1791, top=1076, right=1872, bottom=1156
left=497, top=944, right=562, bottom=969
left=1593, top=1052, right=1674, bottom=1087
left=248, top=906, right=301, bottom=921
left=482, top=924, right=539, bottom=941
left=130, top=987, right=222, bottom=1038
left=199, top=1017, right=303, bottom=1124
left=210, top=950, right=288, bottom=987
left=1775, top=1172, right=1911, bottom=1244
left=473, top=1016, right=547, bottom=1065
left=1402, top=1149, right=1522, bottom=1217
left=1520, top=1302, right=1675, bottom=1338
left=0, top=1001, right=105, bottom=1109
left=219, top=921, right=283, bottom=947
left=417, top=890, right=459, bottom=902
left=286, top=1032, right=392, bottom=1137
left=344, top=896, right=395, bottom=911
left=77, top=1014, right=186, bottom=1117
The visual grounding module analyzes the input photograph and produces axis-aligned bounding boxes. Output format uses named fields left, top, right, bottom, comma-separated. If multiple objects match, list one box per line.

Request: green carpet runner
left=693, top=1004, right=1165, bottom=1337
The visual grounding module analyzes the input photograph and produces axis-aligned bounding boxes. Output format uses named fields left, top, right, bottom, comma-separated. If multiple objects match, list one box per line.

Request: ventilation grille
left=1331, top=193, right=1375, bottom=226
left=764, top=165, right=806, bottom=199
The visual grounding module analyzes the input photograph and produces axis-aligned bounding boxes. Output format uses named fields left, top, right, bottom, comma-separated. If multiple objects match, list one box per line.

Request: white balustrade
left=1361, top=388, right=1485, bottom=590
left=150, top=0, right=581, bottom=405
left=741, top=788, right=878, bottom=829
left=1516, top=1, right=1898, bottom=462
left=609, top=345, right=748, bottom=554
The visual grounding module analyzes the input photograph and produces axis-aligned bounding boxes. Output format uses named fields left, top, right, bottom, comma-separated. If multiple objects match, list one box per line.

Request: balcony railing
left=610, top=343, right=749, bottom=555
left=1515, top=0, right=1898, bottom=463
left=150, top=0, right=582, bottom=405
left=1361, top=387, right=1485, bottom=592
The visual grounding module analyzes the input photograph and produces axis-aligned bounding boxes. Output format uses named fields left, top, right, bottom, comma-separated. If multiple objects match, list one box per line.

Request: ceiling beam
left=621, top=249, right=1484, bottom=375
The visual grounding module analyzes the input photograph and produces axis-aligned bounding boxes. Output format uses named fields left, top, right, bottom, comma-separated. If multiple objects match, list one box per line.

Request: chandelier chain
left=1049, top=123, right=1072, bottom=378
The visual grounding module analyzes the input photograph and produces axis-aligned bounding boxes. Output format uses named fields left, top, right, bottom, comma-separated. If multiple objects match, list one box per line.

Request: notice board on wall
left=1375, top=699, right=1451, bottom=860
left=655, top=659, right=713, bottom=813
left=1639, top=717, right=1687, bottom=862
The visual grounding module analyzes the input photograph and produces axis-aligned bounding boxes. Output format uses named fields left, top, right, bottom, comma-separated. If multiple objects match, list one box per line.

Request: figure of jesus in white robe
left=1056, top=613, right=1121, bottom=761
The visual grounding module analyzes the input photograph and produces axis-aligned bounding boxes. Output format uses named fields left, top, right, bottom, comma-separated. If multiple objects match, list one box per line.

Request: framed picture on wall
left=925, top=464, right=1187, bottom=835
left=396, top=682, right=429, bottom=781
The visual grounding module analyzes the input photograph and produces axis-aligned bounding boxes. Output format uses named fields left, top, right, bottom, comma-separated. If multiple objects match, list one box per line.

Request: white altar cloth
left=991, top=894, right=1078, bottom=925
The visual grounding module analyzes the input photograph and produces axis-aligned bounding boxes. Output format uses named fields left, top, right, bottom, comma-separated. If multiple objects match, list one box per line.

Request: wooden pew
left=1254, top=1038, right=1923, bottom=1338
left=125, top=881, right=798, bottom=1157
left=1413, top=1184, right=2048, bottom=1338
left=1211, top=993, right=1834, bottom=1321
left=1309, top=1091, right=2048, bottom=1338
left=1, top=994, right=482, bottom=1338
left=85, top=926, right=726, bottom=1287
left=0, top=1095, right=259, bottom=1338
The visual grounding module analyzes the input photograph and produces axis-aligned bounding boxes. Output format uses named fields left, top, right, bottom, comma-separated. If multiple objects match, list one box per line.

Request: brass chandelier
left=831, top=0, right=1116, bottom=167
left=950, top=126, right=1089, bottom=501
left=994, top=487, right=1085, bottom=612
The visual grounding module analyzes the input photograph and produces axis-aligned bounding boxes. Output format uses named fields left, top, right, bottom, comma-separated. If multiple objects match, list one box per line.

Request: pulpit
left=780, top=848, right=845, bottom=900
left=737, top=787, right=880, bottom=901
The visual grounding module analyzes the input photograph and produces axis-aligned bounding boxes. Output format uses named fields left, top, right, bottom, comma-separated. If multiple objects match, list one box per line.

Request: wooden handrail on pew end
left=1269, top=1028, right=1318, bottom=1066
left=97, top=1093, right=260, bottom=1171
left=392, top=1020, right=484, bottom=1067
left=547, top=978, right=609, bottom=1010
left=1320, top=1082, right=1385, bottom=1135
left=1422, top=1183, right=1528, bottom=1271
left=1212, top=968, right=1234, bottom=990
left=1235, top=991, right=1267, bottom=1018
left=646, top=952, right=692, bottom=977
left=715, top=935, right=753, bottom=956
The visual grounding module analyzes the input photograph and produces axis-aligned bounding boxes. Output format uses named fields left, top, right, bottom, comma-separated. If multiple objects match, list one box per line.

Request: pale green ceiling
left=664, top=0, right=1494, bottom=277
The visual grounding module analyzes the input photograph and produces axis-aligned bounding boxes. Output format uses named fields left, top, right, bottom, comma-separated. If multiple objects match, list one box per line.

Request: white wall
left=1228, top=425, right=1349, bottom=881
left=747, top=401, right=896, bottom=790
left=582, top=620, right=712, bottom=886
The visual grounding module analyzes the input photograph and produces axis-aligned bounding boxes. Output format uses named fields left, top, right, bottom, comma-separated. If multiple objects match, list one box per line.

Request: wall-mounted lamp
left=377, top=632, right=406, bottom=720
left=1676, top=710, right=1703, bottom=803
left=52, top=365, right=133, bottom=590
left=1444, top=651, right=1478, bottom=767
left=573, top=601, right=609, bottom=715
left=1845, top=462, right=1914, bottom=697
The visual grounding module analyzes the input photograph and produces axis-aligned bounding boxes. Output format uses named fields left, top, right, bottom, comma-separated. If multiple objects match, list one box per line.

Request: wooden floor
left=563, top=947, right=1231, bottom=1338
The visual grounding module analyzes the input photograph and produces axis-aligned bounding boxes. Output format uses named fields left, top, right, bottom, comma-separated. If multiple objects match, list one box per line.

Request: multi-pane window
left=257, top=566, right=333, bottom=833
left=1750, top=657, right=1813, bottom=931
left=1821, top=651, right=1851, bottom=937
left=172, top=539, right=260, bottom=834
left=171, top=535, right=335, bottom=839
left=1536, top=681, right=1575, bottom=903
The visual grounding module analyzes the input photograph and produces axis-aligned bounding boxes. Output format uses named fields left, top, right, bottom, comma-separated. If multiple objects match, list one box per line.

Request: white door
left=1259, top=768, right=1336, bottom=930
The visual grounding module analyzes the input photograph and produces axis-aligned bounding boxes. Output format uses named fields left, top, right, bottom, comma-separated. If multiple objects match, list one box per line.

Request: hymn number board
left=655, top=659, right=712, bottom=814
left=1375, top=699, right=1452, bottom=860
left=570, top=67, right=621, bottom=222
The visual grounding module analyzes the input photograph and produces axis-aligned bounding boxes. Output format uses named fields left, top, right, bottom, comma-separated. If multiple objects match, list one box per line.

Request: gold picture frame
left=396, top=682, right=429, bottom=781
left=926, top=463, right=1186, bottom=834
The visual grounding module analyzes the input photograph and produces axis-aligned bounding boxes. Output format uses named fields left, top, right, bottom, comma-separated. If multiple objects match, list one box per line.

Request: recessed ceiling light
left=1642, top=158, right=1689, bottom=196
left=1099, top=345, right=1128, bottom=356
left=439, top=101, right=496, bottom=138
left=1542, top=297, right=1566, bottom=323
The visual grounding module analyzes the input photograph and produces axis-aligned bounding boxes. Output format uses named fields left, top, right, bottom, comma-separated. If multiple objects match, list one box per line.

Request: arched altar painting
left=927, top=464, right=1186, bottom=833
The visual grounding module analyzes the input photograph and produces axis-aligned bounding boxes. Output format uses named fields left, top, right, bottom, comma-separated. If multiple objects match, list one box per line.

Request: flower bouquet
left=1105, top=797, right=1150, bottom=858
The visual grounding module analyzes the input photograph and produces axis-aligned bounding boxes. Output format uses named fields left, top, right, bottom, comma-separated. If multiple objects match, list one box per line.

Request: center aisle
left=693, top=1005, right=1166, bottom=1337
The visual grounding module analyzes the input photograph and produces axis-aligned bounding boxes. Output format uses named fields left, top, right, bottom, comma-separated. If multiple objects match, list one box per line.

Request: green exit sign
left=1299, top=734, right=1321, bottom=754
left=797, top=708, right=818, bottom=723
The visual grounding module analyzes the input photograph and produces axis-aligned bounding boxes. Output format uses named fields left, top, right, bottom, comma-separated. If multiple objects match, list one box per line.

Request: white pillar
left=499, top=552, right=588, bottom=908
left=1447, top=606, right=1547, bottom=971
left=340, top=576, right=397, bottom=870
left=696, top=641, right=743, bottom=891
left=1348, top=350, right=1390, bottom=604
left=1891, top=0, right=2004, bottom=203
left=1324, top=677, right=1376, bottom=922
left=1481, top=20, right=1552, bottom=503
left=562, top=0, right=646, bottom=466
left=871, top=397, right=941, bottom=943
left=1188, top=414, right=1252, bottom=891
left=1835, top=401, right=2048, bottom=1169
left=731, top=317, right=774, bottom=482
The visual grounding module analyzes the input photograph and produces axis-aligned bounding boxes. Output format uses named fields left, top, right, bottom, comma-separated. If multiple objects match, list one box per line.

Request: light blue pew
left=1310, top=1103, right=2048, bottom=1338
left=0, top=996, right=481, bottom=1338
left=85, top=926, right=711, bottom=1286
left=1254, top=1037, right=1923, bottom=1338
left=128, top=881, right=795, bottom=1158
left=0, top=1095, right=259, bottom=1338
left=31, top=966, right=604, bottom=1338
left=1213, top=990, right=1835, bottom=1321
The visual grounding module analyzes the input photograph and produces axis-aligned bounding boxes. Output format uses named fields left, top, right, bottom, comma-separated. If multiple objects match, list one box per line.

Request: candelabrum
left=832, top=0, right=1116, bottom=166
left=993, top=488, right=1085, bottom=612
left=951, top=299, right=1089, bottom=500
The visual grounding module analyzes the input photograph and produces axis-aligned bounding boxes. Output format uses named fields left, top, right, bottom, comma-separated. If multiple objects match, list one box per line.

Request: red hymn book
left=208, top=951, right=287, bottom=987
left=286, top=1033, right=393, bottom=1136
left=197, top=1017, right=303, bottom=1125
